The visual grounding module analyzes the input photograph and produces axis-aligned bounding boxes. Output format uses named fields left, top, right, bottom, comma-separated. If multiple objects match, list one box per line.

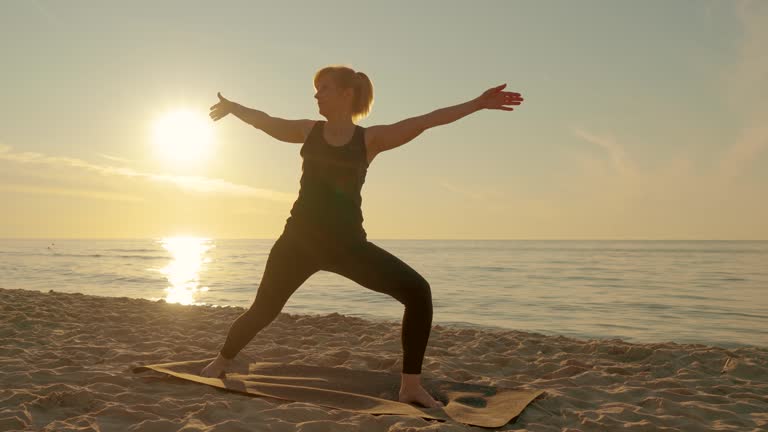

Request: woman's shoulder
left=299, top=120, right=323, bottom=142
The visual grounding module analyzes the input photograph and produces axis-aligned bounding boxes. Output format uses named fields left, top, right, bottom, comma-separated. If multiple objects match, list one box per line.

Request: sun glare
left=152, top=109, right=215, bottom=165
left=158, top=236, right=214, bottom=305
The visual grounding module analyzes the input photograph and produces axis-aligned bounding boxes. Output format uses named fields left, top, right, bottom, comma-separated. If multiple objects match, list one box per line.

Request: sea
left=1, top=238, right=766, bottom=349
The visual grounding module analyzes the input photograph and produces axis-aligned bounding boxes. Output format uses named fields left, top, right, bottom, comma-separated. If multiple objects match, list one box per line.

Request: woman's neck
left=324, top=118, right=356, bottom=136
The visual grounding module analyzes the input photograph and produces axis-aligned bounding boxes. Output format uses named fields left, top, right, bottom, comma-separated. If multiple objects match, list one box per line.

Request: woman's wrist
left=229, top=101, right=243, bottom=115
left=471, top=97, right=485, bottom=112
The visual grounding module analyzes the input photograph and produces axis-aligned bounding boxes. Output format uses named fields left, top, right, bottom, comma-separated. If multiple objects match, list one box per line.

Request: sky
left=1, top=0, right=766, bottom=240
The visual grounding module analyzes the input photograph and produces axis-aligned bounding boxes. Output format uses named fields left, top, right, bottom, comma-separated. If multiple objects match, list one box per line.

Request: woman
left=201, top=65, right=523, bottom=409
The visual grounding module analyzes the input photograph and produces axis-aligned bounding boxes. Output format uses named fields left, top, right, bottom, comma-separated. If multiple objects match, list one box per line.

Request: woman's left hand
left=474, top=84, right=523, bottom=111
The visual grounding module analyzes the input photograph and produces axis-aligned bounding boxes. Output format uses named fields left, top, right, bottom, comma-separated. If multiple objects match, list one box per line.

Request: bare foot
left=399, top=385, right=445, bottom=408
left=200, top=353, right=232, bottom=378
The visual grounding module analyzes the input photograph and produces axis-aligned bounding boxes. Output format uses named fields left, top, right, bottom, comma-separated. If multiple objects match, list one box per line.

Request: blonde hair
left=314, top=65, right=374, bottom=123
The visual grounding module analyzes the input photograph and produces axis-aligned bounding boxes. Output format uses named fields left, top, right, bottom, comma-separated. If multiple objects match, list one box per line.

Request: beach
left=1, top=287, right=766, bottom=431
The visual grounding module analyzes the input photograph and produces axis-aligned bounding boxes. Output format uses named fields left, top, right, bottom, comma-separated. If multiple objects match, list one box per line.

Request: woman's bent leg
left=324, top=241, right=433, bottom=374
left=219, top=234, right=318, bottom=359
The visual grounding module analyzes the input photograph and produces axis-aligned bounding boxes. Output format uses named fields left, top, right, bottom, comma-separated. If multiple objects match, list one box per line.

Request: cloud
left=571, top=126, right=636, bottom=177
left=720, top=123, right=768, bottom=181
left=720, top=0, right=768, bottom=180
left=572, top=2, right=768, bottom=188
left=0, top=183, right=144, bottom=202
left=98, top=153, right=135, bottom=164
left=572, top=1, right=766, bottom=185
left=0, top=145, right=295, bottom=202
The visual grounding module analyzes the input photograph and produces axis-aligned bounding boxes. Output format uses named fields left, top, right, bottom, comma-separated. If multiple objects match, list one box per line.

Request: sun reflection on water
left=158, top=236, right=214, bottom=305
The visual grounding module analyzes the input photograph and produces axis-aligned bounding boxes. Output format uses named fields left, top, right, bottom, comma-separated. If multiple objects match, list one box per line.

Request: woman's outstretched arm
left=367, top=84, right=523, bottom=156
left=210, top=92, right=313, bottom=144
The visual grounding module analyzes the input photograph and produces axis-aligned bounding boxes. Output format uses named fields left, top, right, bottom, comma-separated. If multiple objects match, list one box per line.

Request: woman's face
left=314, top=75, right=353, bottom=118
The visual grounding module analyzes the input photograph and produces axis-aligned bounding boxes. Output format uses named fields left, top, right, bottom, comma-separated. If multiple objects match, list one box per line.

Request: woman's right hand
left=210, top=92, right=236, bottom=121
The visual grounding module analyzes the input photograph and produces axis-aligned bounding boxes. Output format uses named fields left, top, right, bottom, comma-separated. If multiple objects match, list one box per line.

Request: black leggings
left=219, top=229, right=434, bottom=374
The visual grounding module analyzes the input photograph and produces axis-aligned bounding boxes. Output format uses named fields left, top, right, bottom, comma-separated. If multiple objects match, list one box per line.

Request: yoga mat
left=133, top=359, right=545, bottom=428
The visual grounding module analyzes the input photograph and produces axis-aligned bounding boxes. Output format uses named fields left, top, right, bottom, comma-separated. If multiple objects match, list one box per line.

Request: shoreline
left=1, top=287, right=766, bottom=431
left=13, top=286, right=768, bottom=351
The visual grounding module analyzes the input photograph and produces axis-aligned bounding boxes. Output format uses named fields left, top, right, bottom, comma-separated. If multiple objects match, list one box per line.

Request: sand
left=1, top=287, right=766, bottom=431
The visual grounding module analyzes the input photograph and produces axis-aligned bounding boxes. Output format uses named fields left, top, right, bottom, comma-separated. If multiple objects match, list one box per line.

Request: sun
left=152, top=109, right=215, bottom=165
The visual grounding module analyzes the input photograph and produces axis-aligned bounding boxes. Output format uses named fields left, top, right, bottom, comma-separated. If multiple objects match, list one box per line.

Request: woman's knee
left=404, top=277, right=432, bottom=307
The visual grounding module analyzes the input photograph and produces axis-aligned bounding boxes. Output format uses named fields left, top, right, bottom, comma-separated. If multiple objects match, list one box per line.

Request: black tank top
left=284, top=121, right=369, bottom=242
